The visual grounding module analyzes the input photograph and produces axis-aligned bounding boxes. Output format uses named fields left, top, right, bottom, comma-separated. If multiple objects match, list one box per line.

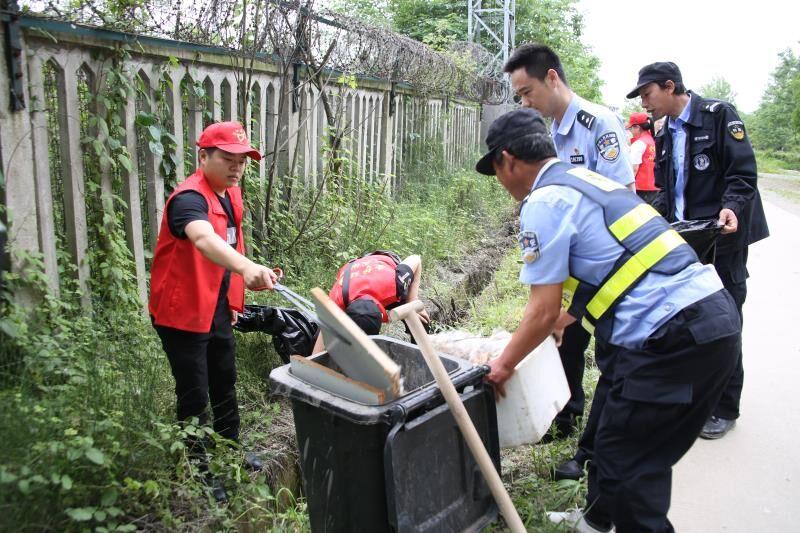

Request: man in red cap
left=149, top=121, right=277, bottom=501
left=626, top=111, right=659, bottom=205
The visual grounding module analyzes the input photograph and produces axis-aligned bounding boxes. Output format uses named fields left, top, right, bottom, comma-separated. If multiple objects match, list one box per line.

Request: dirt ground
left=758, top=171, right=800, bottom=215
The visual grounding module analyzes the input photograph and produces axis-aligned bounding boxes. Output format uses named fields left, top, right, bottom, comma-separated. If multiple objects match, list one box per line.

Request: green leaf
left=0, top=469, right=18, bottom=484
left=148, top=141, right=164, bottom=157
left=17, top=479, right=30, bottom=494
left=85, top=447, right=105, bottom=465
left=66, top=507, right=94, bottom=522
left=117, top=154, right=133, bottom=173
left=98, top=118, right=109, bottom=138
left=135, top=112, right=155, bottom=127
left=148, top=125, right=162, bottom=140
left=94, top=510, right=107, bottom=522
left=101, top=488, right=118, bottom=507
left=61, top=475, right=73, bottom=490
left=0, top=318, right=19, bottom=338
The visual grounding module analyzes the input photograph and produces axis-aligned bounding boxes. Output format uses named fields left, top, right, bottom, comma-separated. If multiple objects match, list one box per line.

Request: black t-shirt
left=167, top=190, right=237, bottom=333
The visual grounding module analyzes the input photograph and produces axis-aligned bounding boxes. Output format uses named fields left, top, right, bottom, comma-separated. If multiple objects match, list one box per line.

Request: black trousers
left=554, top=322, right=592, bottom=432
left=584, top=290, right=740, bottom=532
left=154, top=317, right=240, bottom=442
left=712, top=248, right=748, bottom=419
left=574, top=349, right=611, bottom=466
left=570, top=248, right=748, bottom=466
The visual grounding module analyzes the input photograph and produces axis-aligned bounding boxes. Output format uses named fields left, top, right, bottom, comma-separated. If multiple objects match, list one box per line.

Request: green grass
left=756, top=149, right=800, bottom=174
left=462, top=247, right=601, bottom=531
left=0, top=165, right=515, bottom=531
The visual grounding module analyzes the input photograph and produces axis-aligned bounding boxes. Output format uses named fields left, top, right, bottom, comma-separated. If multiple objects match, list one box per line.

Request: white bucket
left=495, top=335, right=569, bottom=448
left=429, top=330, right=570, bottom=448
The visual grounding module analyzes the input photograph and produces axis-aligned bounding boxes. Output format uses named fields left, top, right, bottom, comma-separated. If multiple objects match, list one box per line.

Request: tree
left=621, top=96, right=644, bottom=120
left=331, top=0, right=603, bottom=101
left=390, top=0, right=466, bottom=51
left=515, top=0, right=603, bottom=102
left=699, top=76, right=737, bottom=107
left=748, top=49, right=800, bottom=152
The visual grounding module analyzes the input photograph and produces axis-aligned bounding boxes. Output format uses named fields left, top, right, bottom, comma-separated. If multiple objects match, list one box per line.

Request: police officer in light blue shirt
left=502, top=43, right=634, bottom=481
left=504, top=43, right=635, bottom=189
left=476, top=107, right=740, bottom=532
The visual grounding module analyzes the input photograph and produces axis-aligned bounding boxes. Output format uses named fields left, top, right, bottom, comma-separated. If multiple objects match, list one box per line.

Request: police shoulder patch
left=517, top=230, right=541, bottom=264
left=596, top=131, right=620, bottom=162
left=577, top=110, right=596, bottom=130
left=727, top=120, right=746, bottom=141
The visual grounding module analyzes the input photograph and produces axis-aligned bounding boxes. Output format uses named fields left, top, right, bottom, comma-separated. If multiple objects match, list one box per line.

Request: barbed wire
left=27, top=0, right=510, bottom=103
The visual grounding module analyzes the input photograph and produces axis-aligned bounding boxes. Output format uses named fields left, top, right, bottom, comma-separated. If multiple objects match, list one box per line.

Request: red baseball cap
left=626, top=112, right=649, bottom=128
left=196, top=121, right=262, bottom=161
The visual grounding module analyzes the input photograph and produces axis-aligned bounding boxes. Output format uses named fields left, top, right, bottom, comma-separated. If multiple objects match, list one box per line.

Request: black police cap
left=475, top=108, right=550, bottom=176
left=626, top=62, right=683, bottom=99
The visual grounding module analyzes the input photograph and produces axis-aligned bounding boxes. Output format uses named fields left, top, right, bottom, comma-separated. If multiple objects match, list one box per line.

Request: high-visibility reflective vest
left=149, top=169, right=245, bottom=333
left=533, top=161, right=698, bottom=342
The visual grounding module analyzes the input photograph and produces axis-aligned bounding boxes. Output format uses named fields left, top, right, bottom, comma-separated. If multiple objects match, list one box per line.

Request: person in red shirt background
left=626, top=112, right=659, bottom=205
left=312, top=251, right=429, bottom=353
left=149, top=121, right=277, bottom=502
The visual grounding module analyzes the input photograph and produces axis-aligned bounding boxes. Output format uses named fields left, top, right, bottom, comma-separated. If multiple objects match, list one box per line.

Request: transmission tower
left=467, top=0, right=516, bottom=72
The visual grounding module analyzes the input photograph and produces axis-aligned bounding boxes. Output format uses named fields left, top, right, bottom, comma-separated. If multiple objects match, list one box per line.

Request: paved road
left=671, top=200, right=800, bottom=531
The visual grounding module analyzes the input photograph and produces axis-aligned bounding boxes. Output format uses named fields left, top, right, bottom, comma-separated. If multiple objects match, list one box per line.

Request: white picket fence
left=0, top=16, right=481, bottom=308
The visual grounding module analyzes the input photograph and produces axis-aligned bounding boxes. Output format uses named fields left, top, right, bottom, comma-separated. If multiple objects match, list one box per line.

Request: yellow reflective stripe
left=608, top=203, right=660, bottom=241
left=567, top=167, right=624, bottom=192
left=586, top=229, right=685, bottom=319
left=581, top=317, right=595, bottom=334
left=562, top=276, right=579, bottom=309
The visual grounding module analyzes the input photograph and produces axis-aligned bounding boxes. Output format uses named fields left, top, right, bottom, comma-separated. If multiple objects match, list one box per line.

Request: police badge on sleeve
left=596, top=132, right=620, bottom=162
left=518, top=230, right=540, bottom=264
left=727, top=120, right=746, bottom=141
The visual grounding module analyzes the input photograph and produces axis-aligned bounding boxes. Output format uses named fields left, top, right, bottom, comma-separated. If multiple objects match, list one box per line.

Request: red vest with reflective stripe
left=633, top=131, right=658, bottom=191
left=149, top=169, right=245, bottom=333
left=328, top=255, right=399, bottom=322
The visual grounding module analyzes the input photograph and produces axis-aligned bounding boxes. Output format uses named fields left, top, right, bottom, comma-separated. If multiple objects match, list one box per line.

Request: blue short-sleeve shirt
left=552, top=95, right=635, bottom=187
left=518, top=160, right=723, bottom=348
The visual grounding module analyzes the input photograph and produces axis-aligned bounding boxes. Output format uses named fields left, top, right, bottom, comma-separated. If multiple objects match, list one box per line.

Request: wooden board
left=290, top=355, right=385, bottom=405
left=310, top=288, right=402, bottom=400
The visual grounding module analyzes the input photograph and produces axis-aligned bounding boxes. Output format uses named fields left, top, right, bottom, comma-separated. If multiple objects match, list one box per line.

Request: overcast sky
left=576, top=0, right=800, bottom=113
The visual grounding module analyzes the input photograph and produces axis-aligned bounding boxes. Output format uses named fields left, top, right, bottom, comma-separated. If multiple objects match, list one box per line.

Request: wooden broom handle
left=389, top=302, right=525, bottom=532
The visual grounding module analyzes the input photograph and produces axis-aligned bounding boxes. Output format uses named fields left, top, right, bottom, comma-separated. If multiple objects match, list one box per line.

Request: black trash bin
left=269, top=336, right=500, bottom=533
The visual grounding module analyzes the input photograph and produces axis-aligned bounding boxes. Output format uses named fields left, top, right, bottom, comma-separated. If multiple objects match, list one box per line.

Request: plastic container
left=269, top=335, right=500, bottom=533
left=495, top=336, right=569, bottom=448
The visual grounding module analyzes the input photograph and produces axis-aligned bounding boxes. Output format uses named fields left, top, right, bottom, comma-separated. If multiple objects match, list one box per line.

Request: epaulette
left=577, top=110, right=596, bottom=130
left=701, top=101, right=724, bottom=113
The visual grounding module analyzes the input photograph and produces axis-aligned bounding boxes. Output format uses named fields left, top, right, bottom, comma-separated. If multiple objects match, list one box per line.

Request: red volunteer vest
left=633, top=131, right=658, bottom=191
left=149, top=169, right=245, bottom=333
left=328, top=255, right=400, bottom=322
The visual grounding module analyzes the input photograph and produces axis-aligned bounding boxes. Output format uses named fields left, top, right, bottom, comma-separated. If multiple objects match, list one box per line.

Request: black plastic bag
left=235, top=305, right=320, bottom=363
left=671, top=219, right=722, bottom=264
